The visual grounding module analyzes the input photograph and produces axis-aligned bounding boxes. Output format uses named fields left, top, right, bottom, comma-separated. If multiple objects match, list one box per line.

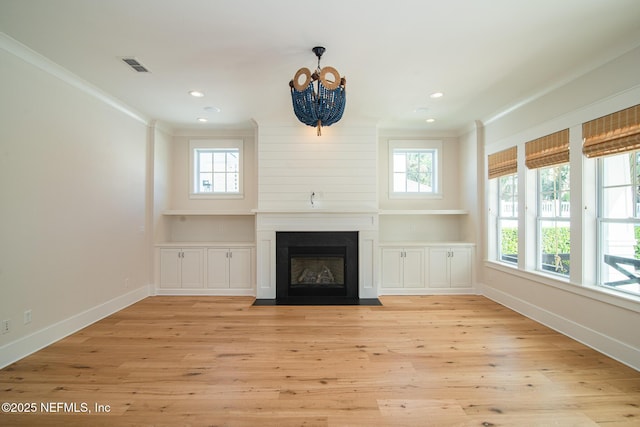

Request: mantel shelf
left=252, top=209, right=379, bottom=214
left=163, top=210, right=256, bottom=216
left=378, top=209, right=468, bottom=215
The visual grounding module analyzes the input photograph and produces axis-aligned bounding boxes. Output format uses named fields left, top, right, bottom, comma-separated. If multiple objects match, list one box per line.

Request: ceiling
left=2, top=0, right=640, bottom=133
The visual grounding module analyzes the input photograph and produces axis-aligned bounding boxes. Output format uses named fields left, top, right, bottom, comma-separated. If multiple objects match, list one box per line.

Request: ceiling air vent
left=121, top=57, right=150, bottom=73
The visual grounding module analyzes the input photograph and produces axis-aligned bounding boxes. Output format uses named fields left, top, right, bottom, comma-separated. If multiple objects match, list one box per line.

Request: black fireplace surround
left=276, top=231, right=359, bottom=304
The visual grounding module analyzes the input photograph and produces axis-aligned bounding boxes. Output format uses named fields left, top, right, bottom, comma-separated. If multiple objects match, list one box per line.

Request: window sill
left=389, top=193, right=443, bottom=200
left=484, top=260, right=640, bottom=313
left=189, top=193, right=244, bottom=200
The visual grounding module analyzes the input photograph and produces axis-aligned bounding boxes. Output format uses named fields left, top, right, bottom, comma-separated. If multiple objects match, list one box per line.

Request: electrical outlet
left=1, top=319, right=10, bottom=334
left=24, top=310, right=32, bottom=325
left=124, top=278, right=130, bottom=289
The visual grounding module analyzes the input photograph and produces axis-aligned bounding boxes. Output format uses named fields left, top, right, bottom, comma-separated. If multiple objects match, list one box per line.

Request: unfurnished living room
left=1, top=1, right=640, bottom=425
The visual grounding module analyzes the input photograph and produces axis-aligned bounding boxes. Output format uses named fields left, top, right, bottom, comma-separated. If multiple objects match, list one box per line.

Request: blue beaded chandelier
left=289, top=47, right=346, bottom=136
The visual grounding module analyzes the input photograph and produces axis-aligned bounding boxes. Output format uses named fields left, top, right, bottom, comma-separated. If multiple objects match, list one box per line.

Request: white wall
left=152, top=125, right=173, bottom=244
left=481, top=45, right=640, bottom=370
left=0, top=40, right=150, bottom=367
left=257, top=124, right=378, bottom=212
left=459, top=123, right=484, bottom=257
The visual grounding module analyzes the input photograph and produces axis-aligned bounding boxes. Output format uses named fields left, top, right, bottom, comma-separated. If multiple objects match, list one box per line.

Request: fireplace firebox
left=276, top=231, right=359, bottom=304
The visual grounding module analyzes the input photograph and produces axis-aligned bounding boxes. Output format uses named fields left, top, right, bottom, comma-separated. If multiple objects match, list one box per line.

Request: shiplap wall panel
left=258, top=125, right=378, bottom=211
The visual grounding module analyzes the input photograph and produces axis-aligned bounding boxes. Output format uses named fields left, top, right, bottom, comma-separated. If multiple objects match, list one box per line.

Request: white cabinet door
left=160, top=248, right=204, bottom=288
left=207, top=248, right=230, bottom=288
left=450, top=247, right=472, bottom=288
left=428, top=247, right=450, bottom=288
left=229, top=248, right=252, bottom=289
left=381, top=248, right=404, bottom=288
left=179, top=249, right=204, bottom=288
left=381, top=248, right=425, bottom=288
left=428, top=246, right=473, bottom=288
left=207, top=247, right=253, bottom=289
left=160, top=249, right=181, bottom=289
left=403, top=249, right=425, bottom=288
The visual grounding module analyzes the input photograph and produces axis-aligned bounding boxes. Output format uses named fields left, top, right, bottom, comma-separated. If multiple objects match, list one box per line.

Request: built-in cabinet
left=159, top=248, right=204, bottom=289
left=381, top=247, right=425, bottom=288
left=378, top=211, right=474, bottom=294
left=156, top=212, right=256, bottom=295
left=207, top=248, right=253, bottom=289
left=427, top=246, right=473, bottom=288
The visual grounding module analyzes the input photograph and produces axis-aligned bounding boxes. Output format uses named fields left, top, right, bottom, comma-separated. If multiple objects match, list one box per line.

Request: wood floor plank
left=1, top=295, right=638, bottom=426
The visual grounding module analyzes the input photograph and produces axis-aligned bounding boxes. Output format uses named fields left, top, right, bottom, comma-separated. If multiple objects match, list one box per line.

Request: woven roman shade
left=525, top=129, right=569, bottom=169
left=488, top=146, right=517, bottom=179
left=582, top=104, right=640, bottom=158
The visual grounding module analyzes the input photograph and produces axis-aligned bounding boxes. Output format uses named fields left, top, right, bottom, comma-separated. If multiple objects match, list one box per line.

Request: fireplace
left=276, top=231, right=359, bottom=304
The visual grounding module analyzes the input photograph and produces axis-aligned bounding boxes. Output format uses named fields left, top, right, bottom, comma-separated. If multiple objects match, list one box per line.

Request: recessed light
left=204, top=106, right=221, bottom=113
left=430, top=92, right=444, bottom=99
left=197, top=117, right=208, bottom=122
left=414, top=107, right=429, bottom=113
left=189, top=90, right=205, bottom=98
left=426, top=118, right=436, bottom=123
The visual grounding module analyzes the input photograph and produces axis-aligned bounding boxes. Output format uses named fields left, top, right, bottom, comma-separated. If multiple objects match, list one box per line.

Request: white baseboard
left=154, top=288, right=255, bottom=296
left=378, top=287, right=480, bottom=296
left=480, top=282, right=640, bottom=371
left=0, top=285, right=150, bottom=369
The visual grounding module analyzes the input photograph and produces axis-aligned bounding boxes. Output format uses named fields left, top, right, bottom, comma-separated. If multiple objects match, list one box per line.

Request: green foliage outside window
left=541, top=226, right=571, bottom=255
left=501, top=228, right=518, bottom=255
left=501, top=227, right=571, bottom=255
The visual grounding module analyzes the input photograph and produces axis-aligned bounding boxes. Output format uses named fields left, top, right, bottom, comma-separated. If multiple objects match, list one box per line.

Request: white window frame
left=189, top=139, right=244, bottom=199
left=536, top=163, right=571, bottom=278
left=388, top=140, right=443, bottom=199
left=597, top=152, right=640, bottom=297
left=496, top=173, right=518, bottom=265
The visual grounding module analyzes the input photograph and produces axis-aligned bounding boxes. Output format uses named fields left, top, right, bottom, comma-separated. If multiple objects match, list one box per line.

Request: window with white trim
left=189, top=140, right=243, bottom=198
left=389, top=140, right=442, bottom=197
left=497, top=173, right=518, bottom=264
left=598, top=151, right=640, bottom=296
left=537, top=164, right=570, bottom=277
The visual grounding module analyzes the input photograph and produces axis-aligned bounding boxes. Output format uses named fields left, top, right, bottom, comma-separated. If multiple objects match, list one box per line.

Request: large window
left=189, top=140, right=243, bottom=198
left=389, top=140, right=442, bottom=198
left=598, top=152, right=640, bottom=296
left=538, top=164, right=570, bottom=277
left=497, top=173, right=518, bottom=264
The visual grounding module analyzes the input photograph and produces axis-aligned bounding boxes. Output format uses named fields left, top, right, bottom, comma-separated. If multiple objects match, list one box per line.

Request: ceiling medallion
left=289, top=46, right=346, bottom=136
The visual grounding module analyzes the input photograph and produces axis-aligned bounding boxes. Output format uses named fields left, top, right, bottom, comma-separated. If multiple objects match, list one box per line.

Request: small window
left=389, top=140, right=442, bottom=198
left=189, top=140, right=243, bottom=198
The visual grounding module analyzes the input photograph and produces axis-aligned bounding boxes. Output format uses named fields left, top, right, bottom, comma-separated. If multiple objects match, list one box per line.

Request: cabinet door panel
left=160, top=249, right=181, bottom=288
left=229, top=248, right=252, bottom=289
left=428, top=247, right=450, bottom=288
left=450, top=247, right=472, bottom=288
left=181, top=249, right=204, bottom=288
left=381, top=248, right=404, bottom=288
left=403, top=249, right=425, bottom=288
left=207, top=248, right=230, bottom=288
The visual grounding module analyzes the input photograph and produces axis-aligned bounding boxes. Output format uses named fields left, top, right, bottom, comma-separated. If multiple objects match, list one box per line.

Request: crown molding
left=0, top=32, right=148, bottom=125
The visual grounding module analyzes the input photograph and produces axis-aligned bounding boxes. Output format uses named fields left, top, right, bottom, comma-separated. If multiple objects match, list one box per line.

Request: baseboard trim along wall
left=154, top=289, right=255, bottom=296
left=480, top=283, right=640, bottom=371
left=0, top=285, right=151, bottom=369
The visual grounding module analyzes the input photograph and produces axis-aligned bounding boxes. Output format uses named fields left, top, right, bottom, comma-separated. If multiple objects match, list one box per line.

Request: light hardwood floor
left=1, top=296, right=639, bottom=426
